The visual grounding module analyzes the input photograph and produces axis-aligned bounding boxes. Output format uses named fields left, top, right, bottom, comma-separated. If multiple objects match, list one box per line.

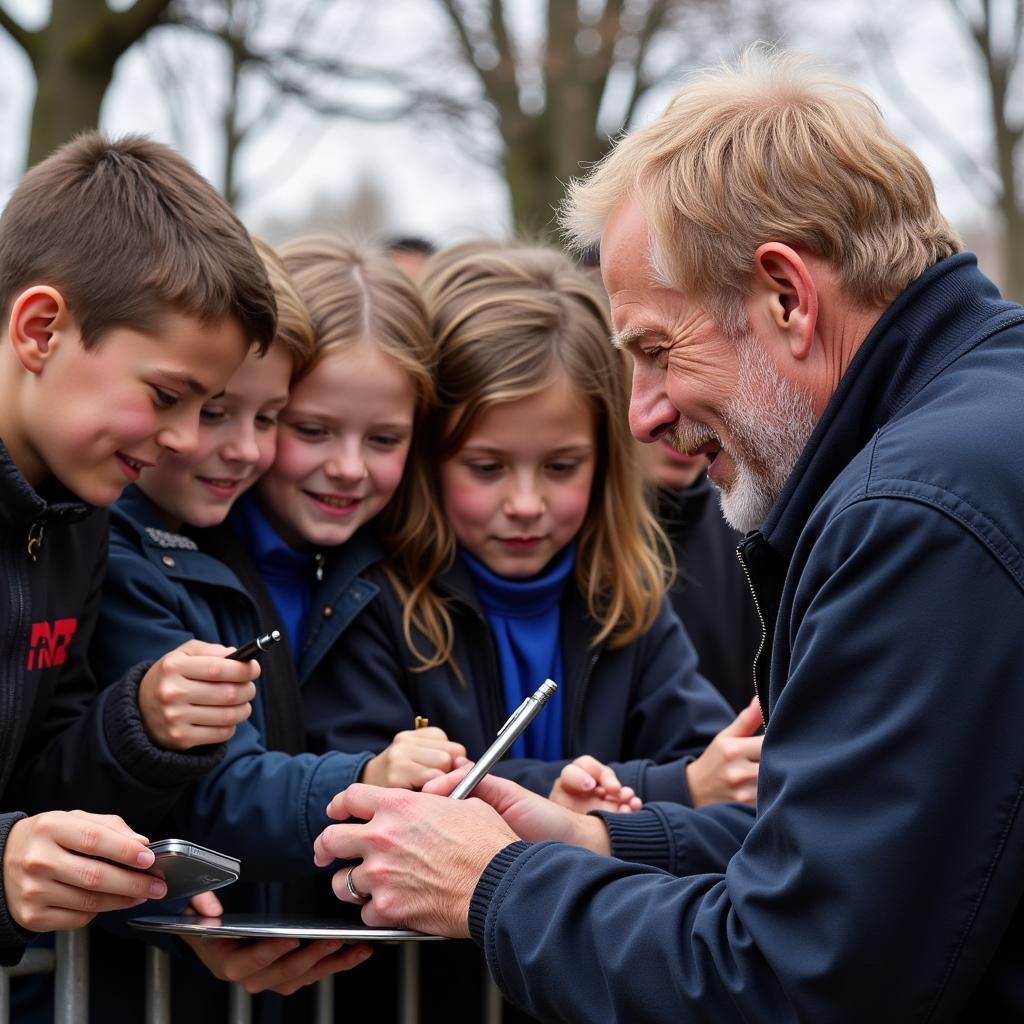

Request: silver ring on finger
left=345, top=865, right=371, bottom=904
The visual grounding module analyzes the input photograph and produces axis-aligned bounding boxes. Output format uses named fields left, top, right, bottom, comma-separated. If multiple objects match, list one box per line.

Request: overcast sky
left=0, top=0, right=1002, bottom=255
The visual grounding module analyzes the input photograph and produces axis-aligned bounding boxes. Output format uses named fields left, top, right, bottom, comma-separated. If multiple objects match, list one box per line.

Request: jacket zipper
left=735, top=545, right=767, bottom=726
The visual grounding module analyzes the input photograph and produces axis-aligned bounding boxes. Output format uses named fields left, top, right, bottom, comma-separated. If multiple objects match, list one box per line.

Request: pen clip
left=496, top=696, right=532, bottom=736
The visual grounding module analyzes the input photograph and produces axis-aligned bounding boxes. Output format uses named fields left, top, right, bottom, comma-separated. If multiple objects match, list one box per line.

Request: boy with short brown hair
left=0, top=132, right=274, bottom=963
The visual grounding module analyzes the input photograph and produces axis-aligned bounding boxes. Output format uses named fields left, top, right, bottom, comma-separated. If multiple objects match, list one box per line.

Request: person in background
left=313, top=47, right=1024, bottom=1021
left=384, top=235, right=437, bottom=279
left=0, top=131, right=269, bottom=967
left=638, top=440, right=762, bottom=712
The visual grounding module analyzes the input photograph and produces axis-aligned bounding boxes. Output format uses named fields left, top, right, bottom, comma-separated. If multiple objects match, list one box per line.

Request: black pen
left=449, top=679, right=558, bottom=800
left=227, top=630, right=282, bottom=662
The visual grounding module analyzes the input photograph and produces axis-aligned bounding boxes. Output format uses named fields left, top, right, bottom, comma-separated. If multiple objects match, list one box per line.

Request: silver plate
left=130, top=914, right=446, bottom=942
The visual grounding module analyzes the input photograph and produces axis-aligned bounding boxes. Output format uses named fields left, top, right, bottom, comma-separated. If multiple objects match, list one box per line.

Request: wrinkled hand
left=685, top=696, right=763, bottom=808
left=3, top=811, right=164, bottom=933
left=313, top=784, right=519, bottom=937
left=549, top=756, right=642, bottom=814
left=360, top=727, right=467, bottom=790
left=423, top=767, right=612, bottom=854
left=138, top=639, right=260, bottom=750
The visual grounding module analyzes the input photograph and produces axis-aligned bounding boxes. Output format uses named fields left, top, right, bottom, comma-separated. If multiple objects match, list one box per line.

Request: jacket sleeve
left=173, top=718, right=373, bottom=879
left=490, top=599, right=737, bottom=804
left=467, top=498, right=1024, bottom=1022
left=11, top=533, right=224, bottom=831
left=0, top=811, right=32, bottom=963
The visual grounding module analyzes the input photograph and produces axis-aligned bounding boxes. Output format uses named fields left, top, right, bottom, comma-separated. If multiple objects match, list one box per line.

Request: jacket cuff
left=0, top=812, right=36, bottom=963
left=303, top=751, right=375, bottom=845
left=638, top=757, right=692, bottom=805
left=594, top=805, right=675, bottom=871
left=102, top=663, right=226, bottom=786
left=468, top=840, right=532, bottom=947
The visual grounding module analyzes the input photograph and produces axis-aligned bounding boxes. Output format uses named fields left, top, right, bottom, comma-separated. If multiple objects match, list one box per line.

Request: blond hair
left=277, top=235, right=436, bottom=545
left=562, top=46, right=961, bottom=330
left=395, top=244, right=671, bottom=677
left=252, top=237, right=316, bottom=377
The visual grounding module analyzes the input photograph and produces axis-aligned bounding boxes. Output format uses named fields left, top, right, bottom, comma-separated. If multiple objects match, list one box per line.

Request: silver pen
left=449, top=679, right=558, bottom=800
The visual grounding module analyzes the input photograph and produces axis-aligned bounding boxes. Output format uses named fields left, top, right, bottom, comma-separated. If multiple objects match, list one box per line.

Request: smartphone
left=146, top=839, right=240, bottom=901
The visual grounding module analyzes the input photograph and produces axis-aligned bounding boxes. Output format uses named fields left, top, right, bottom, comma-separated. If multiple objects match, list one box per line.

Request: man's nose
left=628, top=362, right=678, bottom=443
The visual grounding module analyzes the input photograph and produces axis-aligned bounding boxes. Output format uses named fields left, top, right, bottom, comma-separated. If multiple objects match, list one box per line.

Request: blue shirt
left=462, top=543, right=575, bottom=760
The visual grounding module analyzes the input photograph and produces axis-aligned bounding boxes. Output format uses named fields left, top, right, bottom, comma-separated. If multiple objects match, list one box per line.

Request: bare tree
left=0, top=0, right=174, bottom=167
left=854, top=0, right=1023, bottom=300
left=432, top=0, right=777, bottom=235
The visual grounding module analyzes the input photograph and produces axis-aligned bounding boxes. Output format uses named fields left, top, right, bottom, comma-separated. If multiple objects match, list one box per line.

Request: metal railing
left=1, top=931, right=503, bottom=1023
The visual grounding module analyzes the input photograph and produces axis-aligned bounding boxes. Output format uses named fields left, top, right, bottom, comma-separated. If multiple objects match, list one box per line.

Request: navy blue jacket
left=0, top=450, right=225, bottom=965
left=304, top=552, right=736, bottom=804
left=467, top=255, right=1024, bottom=1021
left=91, top=486, right=378, bottom=877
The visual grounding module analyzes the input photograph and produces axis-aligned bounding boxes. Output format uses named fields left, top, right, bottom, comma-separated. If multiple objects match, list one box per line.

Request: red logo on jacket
left=26, top=618, right=78, bottom=671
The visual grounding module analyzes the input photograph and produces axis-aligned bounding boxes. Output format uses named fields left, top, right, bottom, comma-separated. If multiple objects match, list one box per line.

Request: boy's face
left=137, top=342, right=293, bottom=529
left=257, top=343, right=415, bottom=549
left=23, top=310, right=249, bottom=506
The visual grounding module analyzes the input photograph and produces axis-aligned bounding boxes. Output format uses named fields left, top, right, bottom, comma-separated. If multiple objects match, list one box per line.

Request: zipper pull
left=27, top=522, right=45, bottom=561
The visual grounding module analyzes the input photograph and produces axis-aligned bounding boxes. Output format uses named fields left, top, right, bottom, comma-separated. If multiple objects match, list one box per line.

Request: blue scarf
left=230, top=493, right=318, bottom=661
left=462, top=543, right=575, bottom=760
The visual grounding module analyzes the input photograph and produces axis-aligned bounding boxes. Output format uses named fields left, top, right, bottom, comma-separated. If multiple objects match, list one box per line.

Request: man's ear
left=7, top=286, right=71, bottom=374
left=750, top=243, right=818, bottom=361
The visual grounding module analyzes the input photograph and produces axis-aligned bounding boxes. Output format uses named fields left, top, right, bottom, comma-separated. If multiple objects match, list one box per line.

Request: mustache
left=665, top=420, right=720, bottom=455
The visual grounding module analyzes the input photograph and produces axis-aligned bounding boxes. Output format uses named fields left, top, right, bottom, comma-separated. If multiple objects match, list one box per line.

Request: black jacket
left=0, top=444, right=225, bottom=964
left=656, top=475, right=762, bottom=712
left=304, top=553, right=735, bottom=804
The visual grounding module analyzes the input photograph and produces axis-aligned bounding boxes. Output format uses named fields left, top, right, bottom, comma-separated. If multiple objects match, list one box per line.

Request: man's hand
left=549, top=756, right=643, bottom=814
left=424, top=768, right=612, bottom=853
left=360, top=727, right=467, bottom=790
left=313, top=784, right=519, bottom=936
left=182, top=934, right=372, bottom=995
left=138, top=639, right=260, bottom=750
left=3, top=811, right=166, bottom=933
left=685, top=696, right=763, bottom=808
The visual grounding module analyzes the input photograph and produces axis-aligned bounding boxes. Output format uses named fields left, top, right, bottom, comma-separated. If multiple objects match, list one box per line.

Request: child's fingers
left=558, top=763, right=597, bottom=794
left=720, top=696, right=764, bottom=738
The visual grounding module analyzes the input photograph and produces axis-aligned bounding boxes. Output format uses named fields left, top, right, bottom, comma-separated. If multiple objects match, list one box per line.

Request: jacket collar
left=756, top=254, right=1024, bottom=560
left=0, top=439, right=93, bottom=529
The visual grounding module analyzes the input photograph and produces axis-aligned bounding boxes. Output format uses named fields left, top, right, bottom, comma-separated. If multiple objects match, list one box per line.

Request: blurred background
left=0, top=0, right=1020, bottom=299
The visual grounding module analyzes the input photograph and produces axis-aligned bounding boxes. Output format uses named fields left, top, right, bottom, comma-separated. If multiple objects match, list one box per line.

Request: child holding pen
left=83, top=238, right=457, bottom=1021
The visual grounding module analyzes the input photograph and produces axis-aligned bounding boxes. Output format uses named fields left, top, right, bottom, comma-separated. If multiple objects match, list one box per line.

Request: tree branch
left=111, top=0, right=175, bottom=52
left=855, top=19, right=1001, bottom=206
left=0, top=4, right=35, bottom=57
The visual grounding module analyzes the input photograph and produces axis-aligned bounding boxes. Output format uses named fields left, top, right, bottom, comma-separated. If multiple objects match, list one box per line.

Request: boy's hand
left=182, top=934, right=372, bottom=995
left=360, top=727, right=467, bottom=790
left=685, top=696, right=763, bottom=808
left=3, top=811, right=165, bottom=933
left=549, top=755, right=643, bottom=814
left=138, top=639, right=259, bottom=750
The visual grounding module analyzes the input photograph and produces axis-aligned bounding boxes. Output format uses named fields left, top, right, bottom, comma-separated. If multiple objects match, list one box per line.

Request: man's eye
left=645, top=347, right=668, bottom=368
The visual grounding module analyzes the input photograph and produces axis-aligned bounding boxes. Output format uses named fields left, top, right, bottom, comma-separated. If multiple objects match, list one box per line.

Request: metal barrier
left=1, top=930, right=503, bottom=1023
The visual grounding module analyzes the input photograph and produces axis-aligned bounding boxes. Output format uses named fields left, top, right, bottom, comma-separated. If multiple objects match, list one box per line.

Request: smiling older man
left=313, top=48, right=1024, bottom=1021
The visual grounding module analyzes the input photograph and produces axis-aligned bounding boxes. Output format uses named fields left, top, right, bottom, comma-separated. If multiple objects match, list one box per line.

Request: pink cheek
left=442, top=481, right=494, bottom=531
left=270, top=437, right=315, bottom=484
